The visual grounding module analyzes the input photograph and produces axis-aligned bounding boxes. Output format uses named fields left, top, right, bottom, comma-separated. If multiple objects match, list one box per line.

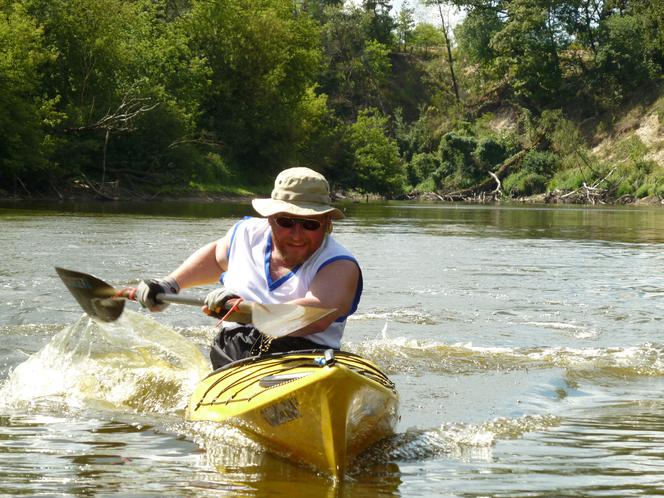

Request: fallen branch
left=488, top=171, right=501, bottom=194
left=558, top=167, right=617, bottom=204
left=442, top=149, right=528, bottom=201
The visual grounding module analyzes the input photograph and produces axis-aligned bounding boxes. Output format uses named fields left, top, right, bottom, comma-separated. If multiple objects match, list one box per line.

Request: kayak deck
left=186, top=350, right=399, bottom=477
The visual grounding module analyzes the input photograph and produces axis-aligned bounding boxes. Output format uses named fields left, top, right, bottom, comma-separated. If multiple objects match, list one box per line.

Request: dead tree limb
left=442, top=149, right=528, bottom=201
left=488, top=171, right=501, bottom=194
left=66, top=96, right=158, bottom=184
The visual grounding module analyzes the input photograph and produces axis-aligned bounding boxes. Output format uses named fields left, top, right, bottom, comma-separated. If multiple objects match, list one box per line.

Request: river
left=1, top=200, right=663, bottom=496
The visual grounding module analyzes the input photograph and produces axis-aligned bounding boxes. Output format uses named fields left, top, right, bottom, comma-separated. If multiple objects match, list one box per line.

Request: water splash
left=0, top=311, right=210, bottom=413
left=355, top=414, right=560, bottom=468
left=351, top=308, right=438, bottom=325
left=346, top=335, right=664, bottom=379
left=179, top=420, right=270, bottom=469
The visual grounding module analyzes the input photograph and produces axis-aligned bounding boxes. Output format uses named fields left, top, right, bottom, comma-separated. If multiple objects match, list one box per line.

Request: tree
left=595, top=13, right=650, bottom=95
left=411, top=22, right=445, bottom=56
left=422, top=0, right=461, bottom=102
left=0, top=1, right=55, bottom=190
left=19, top=0, right=210, bottom=189
left=190, top=0, right=322, bottom=176
left=346, top=108, right=405, bottom=196
left=362, top=0, right=395, bottom=46
left=455, top=6, right=503, bottom=69
left=489, top=0, right=565, bottom=107
left=320, top=5, right=392, bottom=119
left=395, top=1, right=416, bottom=52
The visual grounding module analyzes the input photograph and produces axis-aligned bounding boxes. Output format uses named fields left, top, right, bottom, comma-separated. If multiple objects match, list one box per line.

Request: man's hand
left=204, top=287, right=240, bottom=318
left=136, top=277, right=180, bottom=311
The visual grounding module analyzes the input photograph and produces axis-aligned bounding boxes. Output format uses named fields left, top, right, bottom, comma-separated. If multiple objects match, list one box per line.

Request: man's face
left=268, top=213, right=330, bottom=266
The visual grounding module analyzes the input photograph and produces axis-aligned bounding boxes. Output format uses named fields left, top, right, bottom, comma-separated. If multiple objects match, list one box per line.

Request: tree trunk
left=436, top=2, right=460, bottom=103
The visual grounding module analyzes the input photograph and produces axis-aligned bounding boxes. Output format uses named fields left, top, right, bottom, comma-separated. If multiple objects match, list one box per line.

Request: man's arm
left=168, top=233, right=231, bottom=289
left=288, top=259, right=360, bottom=336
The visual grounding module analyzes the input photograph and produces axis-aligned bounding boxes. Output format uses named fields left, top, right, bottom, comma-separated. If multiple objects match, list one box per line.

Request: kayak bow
left=186, top=350, right=399, bottom=478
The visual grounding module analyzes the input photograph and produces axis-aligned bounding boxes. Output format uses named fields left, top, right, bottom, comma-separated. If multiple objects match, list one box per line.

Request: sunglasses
left=274, top=216, right=323, bottom=231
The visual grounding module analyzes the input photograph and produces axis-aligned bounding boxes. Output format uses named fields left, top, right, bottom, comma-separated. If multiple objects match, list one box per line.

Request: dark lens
left=275, top=217, right=295, bottom=228
left=301, top=219, right=321, bottom=231
left=275, top=217, right=321, bottom=231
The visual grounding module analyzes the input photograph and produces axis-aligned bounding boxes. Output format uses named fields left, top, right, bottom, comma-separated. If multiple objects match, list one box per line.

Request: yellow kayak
left=185, top=349, right=399, bottom=478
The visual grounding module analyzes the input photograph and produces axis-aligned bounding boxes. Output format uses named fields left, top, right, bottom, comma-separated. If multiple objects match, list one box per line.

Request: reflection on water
left=3, top=200, right=664, bottom=243
left=1, top=201, right=664, bottom=496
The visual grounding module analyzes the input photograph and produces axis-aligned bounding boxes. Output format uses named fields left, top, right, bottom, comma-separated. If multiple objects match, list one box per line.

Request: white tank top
left=220, top=217, right=362, bottom=348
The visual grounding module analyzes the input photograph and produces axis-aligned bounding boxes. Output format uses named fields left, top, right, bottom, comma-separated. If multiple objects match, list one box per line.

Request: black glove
left=204, top=286, right=240, bottom=318
left=136, top=277, right=180, bottom=311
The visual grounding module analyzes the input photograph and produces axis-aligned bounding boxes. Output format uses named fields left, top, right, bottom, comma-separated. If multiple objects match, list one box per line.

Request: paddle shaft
left=155, top=293, right=252, bottom=315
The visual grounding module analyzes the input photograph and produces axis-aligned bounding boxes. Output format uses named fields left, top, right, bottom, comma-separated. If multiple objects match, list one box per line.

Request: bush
left=520, top=150, right=560, bottom=177
left=613, top=159, right=658, bottom=198
left=407, top=151, right=439, bottom=186
left=473, top=137, right=509, bottom=171
left=635, top=168, right=664, bottom=198
left=548, top=167, right=590, bottom=191
left=503, top=170, right=548, bottom=196
left=437, top=132, right=478, bottom=188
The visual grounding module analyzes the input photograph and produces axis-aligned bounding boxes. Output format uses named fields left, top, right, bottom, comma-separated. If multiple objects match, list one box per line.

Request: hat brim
left=252, top=198, right=345, bottom=219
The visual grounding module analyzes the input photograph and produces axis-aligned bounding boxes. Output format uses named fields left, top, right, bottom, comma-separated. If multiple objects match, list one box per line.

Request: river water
left=1, top=200, right=663, bottom=497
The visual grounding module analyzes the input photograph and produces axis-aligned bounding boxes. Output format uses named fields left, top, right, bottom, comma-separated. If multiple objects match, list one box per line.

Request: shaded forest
left=1, top=0, right=663, bottom=202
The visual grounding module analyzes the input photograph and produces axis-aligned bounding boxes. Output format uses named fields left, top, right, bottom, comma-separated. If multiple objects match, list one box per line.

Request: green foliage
left=0, top=2, right=54, bottom=186
left=548, top=153, right=659, bottom=200
left=320, top=5, right=392, bottom=119
left=541, top=110, right=585, bottom=157
left=16, top=0, right=211, bottom=186
left=548, top=166, right=588, bottom=191
left=489, top=0, right=564, bottom=106
left=395, top=1, right=415, bottom=51
left=612, top=160, right=654, bottom=198
left=346, top=108, right=405, bottom=196
left=520, top=150, right=560, bottom=177
left=190, top=0, right=322, bottom=176
left=362, top=0, right=395, bottom=46
left=473, top=137, right=509, bottom=171
left=611, top=135, right=649, bottom=165
left=435, top=132, right=511, bottom=189
left=595, top=14, right=650, bottom=94
left=634, top=168, right=664, bottom=199
left=192, top=153, right=235, bottom=184
left=454, top=7, right=502, bottom=69
left=294, top=88, right=350, bottom=181
left=2, top=0, right=664, bottom=201
left=503, top=170, right=549, bottom=196
left=393, top=106, right=443, bottom=162
left=411, top=23, right=445, bottom=56
left=407, top=151, right=439, bottom=186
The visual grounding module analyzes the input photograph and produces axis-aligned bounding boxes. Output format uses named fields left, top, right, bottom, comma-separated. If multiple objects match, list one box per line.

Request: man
left=136, top=167, right=362, bottom=369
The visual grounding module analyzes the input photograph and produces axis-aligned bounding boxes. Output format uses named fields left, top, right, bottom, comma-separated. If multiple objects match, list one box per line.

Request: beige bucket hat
left=252, top=167, right=345, bottom=219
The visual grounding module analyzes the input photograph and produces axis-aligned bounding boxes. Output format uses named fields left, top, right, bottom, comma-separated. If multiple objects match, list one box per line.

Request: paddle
left=54, top=267, right=335, bottom=338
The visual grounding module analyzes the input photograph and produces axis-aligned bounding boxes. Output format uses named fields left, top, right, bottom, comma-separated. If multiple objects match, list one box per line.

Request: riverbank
left=3, top=181, right=663, bottom=207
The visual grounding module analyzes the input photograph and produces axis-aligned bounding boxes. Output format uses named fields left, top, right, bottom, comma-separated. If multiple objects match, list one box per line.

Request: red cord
left=217, top=298, right=243, bottom=326
left=115, top=287, right=137, bottom=300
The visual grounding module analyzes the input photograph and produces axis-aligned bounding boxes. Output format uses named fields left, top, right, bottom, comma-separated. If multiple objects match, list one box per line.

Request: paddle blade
left=55, top=267, right=125, bottom=322
left=250, top=303, right=336, bottom=338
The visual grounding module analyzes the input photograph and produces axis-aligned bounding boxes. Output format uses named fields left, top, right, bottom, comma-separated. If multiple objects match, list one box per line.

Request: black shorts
left=209, top=326, right=327, bottom=370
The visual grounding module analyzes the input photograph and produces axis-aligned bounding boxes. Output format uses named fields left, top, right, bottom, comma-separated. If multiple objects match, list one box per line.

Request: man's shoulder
left=234, top=216, right=268, bottom=233
left=229, top=217, right=269, bottom=248
left=312, top=236, right=359, bottom=269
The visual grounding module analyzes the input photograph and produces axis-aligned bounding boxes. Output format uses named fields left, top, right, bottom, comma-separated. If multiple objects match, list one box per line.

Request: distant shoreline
left=2, top=186, right=662, bottom=208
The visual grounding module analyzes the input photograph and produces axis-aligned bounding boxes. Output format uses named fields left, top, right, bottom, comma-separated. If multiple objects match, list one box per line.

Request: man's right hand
left=204, top=287, right=240, bottom=318
left=136, top=277, right=180, bottom=311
